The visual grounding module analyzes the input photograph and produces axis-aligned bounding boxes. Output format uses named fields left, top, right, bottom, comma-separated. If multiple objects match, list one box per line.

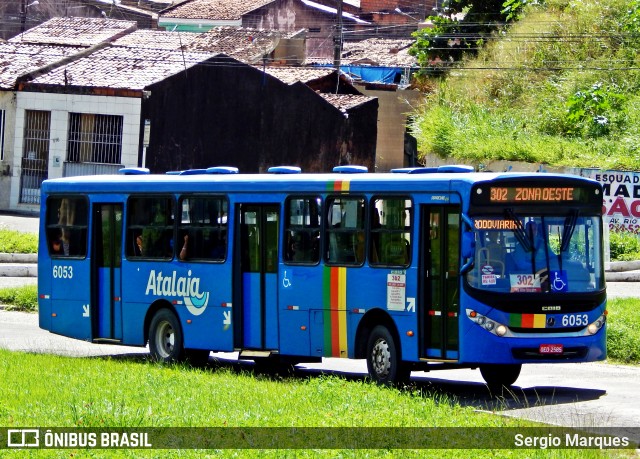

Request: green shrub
left=609, top=230, right=640, bottom=261
left=0, top=285, right=38, bottom=312
left=0, top=229, right=38, bottom=254
left=606, top=298, right=640, bottom=364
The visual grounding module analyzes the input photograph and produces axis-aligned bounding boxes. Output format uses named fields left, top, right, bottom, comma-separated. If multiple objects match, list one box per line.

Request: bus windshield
left=467, top=213, right=603, bottom=293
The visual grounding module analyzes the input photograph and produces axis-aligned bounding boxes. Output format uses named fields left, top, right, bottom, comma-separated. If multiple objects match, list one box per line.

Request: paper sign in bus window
left=510, top=274, right=542, bottom=292
left=387, top=273, right=406, bottom=311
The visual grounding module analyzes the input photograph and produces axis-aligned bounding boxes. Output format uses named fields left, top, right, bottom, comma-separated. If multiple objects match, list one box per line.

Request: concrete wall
left=358, top=86, right=424, bottom=172
left=0, top=92, right=17, bottom=212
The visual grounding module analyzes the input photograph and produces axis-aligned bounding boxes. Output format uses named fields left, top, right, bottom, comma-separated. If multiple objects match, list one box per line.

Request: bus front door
left=92, top=203, right=123, bottom=341
left=236, top=204, right=279, bottom=350
left=420, top=205, right=460, bottom=360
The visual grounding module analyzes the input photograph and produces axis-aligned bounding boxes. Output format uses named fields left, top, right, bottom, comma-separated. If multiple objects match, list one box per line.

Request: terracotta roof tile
left=186, top=27, right=279, bottom=63
left=28, top=46, right=213, bottom=91
left=319, top=93, right=375, bottom=111
left=9, top=17, right=138, bottom=47
left=341, top=38, right=417, bottom=67
left=0, top=43, right=81, bottom=88
left=112, top=29, right=199, bottom=50
left=261, top=66, right=335, bottom=85
left=162, top=0, right=274, bottom=20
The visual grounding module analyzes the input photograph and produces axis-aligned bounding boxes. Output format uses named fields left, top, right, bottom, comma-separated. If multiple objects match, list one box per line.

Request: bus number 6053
left=53, top=265, right=73, bottom=279
left=561, top=314, right=588, bottom=327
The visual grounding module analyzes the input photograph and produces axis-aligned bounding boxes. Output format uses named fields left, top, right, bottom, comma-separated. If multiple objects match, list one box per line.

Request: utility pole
left=333, top=0, right=343, bottom=70
left=20, top=0, right=27, bottom=34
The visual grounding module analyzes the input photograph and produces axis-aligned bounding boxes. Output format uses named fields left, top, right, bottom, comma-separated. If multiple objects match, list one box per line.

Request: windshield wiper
left=560, top=210, right=578, bottom=253
left=505, top=208, right=531, bottom=252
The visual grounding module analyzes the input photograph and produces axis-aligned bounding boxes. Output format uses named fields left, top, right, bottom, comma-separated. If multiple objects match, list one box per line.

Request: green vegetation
left=606, top=298, right=640, bottom=364
left=0, top=349, right=616, bottom=458
left=0, top=285, right=38, bottom=312
left=609, top=230, right=640, bottom=261
left=0, top=229, right=38, bottom=254
left=411, top=0, right=640, bottom=170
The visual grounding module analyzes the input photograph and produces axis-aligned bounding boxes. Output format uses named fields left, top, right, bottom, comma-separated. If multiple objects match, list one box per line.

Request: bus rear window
left=46, top=197, right=88, bottom=258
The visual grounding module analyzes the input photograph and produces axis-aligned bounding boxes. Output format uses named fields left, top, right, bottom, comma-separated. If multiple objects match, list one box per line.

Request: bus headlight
left=587, top=314, right=606, bottom=335
left=466, top=309, right=509, bottom=337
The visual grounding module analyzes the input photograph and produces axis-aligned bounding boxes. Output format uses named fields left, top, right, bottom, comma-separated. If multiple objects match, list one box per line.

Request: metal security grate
left=67, top=113, right=123, bottom=165
left=19, top=110, right=51, bottom=204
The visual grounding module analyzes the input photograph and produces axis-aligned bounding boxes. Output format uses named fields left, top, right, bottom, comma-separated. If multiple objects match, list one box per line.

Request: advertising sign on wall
left=577, top=169, right=640, bottom=233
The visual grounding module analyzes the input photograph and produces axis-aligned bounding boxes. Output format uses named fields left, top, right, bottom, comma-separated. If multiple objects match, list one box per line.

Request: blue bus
left=38, top=165, right=606, bottom=386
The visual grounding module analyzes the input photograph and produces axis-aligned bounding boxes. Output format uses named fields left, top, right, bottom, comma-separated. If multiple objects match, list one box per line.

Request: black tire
left=149, top=309, right=185, bottom=363
left=366, top=325, right=410, bottom=386
left=479, top=364, right=522, bottom=387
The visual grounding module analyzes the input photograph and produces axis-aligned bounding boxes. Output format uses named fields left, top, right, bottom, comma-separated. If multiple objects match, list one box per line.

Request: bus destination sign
left=489, top=186, right=578, bottom=203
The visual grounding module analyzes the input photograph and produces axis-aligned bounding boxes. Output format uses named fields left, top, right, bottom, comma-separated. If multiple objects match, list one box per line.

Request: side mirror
left=461, top=231, right=475, bottom=260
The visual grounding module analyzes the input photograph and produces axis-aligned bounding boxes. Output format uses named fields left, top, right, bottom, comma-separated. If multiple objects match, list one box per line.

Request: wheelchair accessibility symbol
left=282, top=270, right=292, bottom=288
left=550, top=271, right=568, bottom=292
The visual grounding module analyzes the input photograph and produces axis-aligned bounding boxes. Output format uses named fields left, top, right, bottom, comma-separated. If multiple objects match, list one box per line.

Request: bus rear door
left=235, top=204, right=280, bottom=351
left=92, top=203, right=123, bottom=341
left=420, top=205, right=461, bottom=360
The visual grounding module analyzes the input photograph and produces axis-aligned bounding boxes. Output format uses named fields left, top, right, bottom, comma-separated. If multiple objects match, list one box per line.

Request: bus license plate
left=539, top=344, right=563, bottom=355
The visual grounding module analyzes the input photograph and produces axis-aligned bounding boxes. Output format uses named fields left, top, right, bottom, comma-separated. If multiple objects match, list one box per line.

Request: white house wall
left=0, top=91, right=17, bottom=212
left=10, top=92, right=142, bottom=213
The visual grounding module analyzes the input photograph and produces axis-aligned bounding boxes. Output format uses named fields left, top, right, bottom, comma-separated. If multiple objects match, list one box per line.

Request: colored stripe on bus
left=509, top=313, right=547, bottom=328
left=323, top=266, right=348, bottom=357
left=328, top=180, right=350, bottom=193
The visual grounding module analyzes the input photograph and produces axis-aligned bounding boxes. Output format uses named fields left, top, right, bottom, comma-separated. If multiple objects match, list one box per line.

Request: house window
left=20, top=110, right=51, bottom=204
left=67, top=113, right=123, bottom=164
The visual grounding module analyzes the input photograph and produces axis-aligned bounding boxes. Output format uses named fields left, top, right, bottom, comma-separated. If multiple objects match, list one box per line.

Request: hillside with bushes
left=411, top=0, right=640, bottom=171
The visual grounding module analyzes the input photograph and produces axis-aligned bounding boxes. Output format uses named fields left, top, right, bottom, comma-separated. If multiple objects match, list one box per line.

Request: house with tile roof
left=1, top=17, right=378, bottom=213
left=0, top=18, right=139, bottom=211
left=158, top=0, right=371, bottom=60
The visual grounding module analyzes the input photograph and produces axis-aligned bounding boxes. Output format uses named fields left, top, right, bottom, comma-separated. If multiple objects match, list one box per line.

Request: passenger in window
left=52, top=228, right=71, bottom=256
left=179, top=234, right=189, bottom=261
left=135, top=234, right=144, bottom=256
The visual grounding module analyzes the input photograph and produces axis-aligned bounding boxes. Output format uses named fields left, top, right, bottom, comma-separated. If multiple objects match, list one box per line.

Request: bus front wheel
left=479, top=364, right=522, bottom=387
left=149, top=309, right=185, bottom=363
left=366, top=325, right=410, bottom=386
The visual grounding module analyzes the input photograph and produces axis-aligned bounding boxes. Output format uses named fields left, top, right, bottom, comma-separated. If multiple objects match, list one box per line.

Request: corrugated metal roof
left=28, top=46, right=214, bottom=90
left=8, top=17, right=138, bottom=47
left=161, top=0, right=274, bottom=20
left=0, top=42, right=81, bottom=89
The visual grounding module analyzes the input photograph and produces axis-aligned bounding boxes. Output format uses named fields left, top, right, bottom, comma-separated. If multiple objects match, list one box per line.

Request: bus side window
left=178, top=196, right=228, bottom=262
left=284, top=196, right=321, bottom=265
left=127, top=196, right=174, bottom=259
left=325, top=197, right=365, bottom=265
left=370, top=197, right=411, bottom=267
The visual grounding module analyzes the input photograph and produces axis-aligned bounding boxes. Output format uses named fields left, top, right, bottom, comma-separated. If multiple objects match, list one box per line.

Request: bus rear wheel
left=479, top=364, right=522, bottom=387
left=149, top=309, right=185, bottom=363
left=366, top=325, right=410, bottom=386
